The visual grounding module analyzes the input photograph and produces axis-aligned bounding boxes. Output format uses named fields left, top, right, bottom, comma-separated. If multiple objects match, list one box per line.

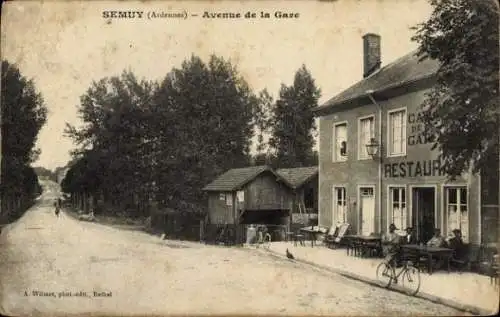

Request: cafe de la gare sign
left=407, top=111, right=435, bottom=146
left=383, top=111, right=445, bottom=178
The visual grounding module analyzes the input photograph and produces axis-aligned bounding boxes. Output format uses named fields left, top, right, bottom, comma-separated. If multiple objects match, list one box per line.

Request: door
left=360, top=187, right=375, bottom=235
left=412, top=187, right=435, bottom=243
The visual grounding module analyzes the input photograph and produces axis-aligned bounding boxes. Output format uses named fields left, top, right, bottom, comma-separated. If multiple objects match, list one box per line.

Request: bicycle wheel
left=376, top=262, right=394, bottom=287
left=402, top=265, right=421, bottom=296
left=263, top=233, right=271, bottom=249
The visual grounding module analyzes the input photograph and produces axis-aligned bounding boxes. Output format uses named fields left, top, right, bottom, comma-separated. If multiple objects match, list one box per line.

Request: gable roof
left=276, top=166, right=318, bottom=189
left=202, top=165, right=291, bottom=192
left=314, top=50, right=440, bottom=114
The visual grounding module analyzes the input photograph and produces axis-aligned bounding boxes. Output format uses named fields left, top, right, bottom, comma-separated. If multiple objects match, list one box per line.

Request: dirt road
left=0, top=181, right=467, bottom=316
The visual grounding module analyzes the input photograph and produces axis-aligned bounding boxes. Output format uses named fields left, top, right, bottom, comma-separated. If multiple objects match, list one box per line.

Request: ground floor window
left=389, top=187, right=406, bottom=230
left=333, top=187, right=347, bottom=224
left=445, top=187, right=468, bottom=242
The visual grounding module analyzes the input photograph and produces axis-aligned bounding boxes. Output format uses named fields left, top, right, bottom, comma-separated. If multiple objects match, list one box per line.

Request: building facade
left=314, top=34, right=490, bottom=245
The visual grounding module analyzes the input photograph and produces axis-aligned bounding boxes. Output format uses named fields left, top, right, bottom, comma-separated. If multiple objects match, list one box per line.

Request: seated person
left=427, top=228, right=446, bottom=248
left=404, top=227, right=418, bottom=245
left=448, top=229, right=467, bottom=260
left=382, top=224, right=402, bottom=268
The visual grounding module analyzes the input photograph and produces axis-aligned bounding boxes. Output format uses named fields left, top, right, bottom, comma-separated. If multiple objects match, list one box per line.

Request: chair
left=449, top=244, right=470, bottom=273
left=362, top=233, right=382, bottom=258
left=331, top=223, right=350, bottom=249
left=491, top=254, right=499, bottom=287
left=354, top=237, right=364, bottom=256
left=285, top=230, right=295, bottom=243
left=477, top=244, right=498, bottom=277
left=346, top=235, right=357, bottom=256
left=293, top=230, right=306, bottom=247
left=323, top=226, right=339, bottom=248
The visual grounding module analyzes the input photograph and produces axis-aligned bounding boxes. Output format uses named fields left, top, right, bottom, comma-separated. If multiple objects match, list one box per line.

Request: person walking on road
left=54, top=199, right=61, bottom=217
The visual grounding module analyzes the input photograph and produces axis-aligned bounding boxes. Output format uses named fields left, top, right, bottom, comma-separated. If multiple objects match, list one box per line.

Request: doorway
left=412, top=187, right=436, bottom=243
left=360, top=187, right=375, bottom=235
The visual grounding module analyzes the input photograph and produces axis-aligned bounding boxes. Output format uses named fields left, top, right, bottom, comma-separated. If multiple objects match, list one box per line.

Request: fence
left=203, top=223, right=289, bottom=246
left=204, top=224, right=243, bottom=245
left=150, top=210, right=204, bottom=241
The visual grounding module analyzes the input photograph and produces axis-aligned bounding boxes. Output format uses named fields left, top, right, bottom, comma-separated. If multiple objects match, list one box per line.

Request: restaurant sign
left=384, top=159, right=444, bottom=178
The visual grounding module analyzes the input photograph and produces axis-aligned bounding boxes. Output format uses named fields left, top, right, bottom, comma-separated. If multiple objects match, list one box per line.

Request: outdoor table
left=345, top=235, right=381, bottom=257
left=299, top=226, right=323, bottom=247
left=402, top=245, right=454, bottom=275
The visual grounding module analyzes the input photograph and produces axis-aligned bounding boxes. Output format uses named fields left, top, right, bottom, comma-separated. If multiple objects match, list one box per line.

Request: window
left=237, top=190, right=245, bottom=202
left=446, top=187, right=468, bottom=242
left=333, top=123, right=348, bottom=161
left=389, top=187, right=406, bottom=230
left=358, top=116, right=375, bottom=159
left=388, top=109, right=407, bottom=156
left=219, top=193, right=226, bottom=201
left=360, top=188, right=374, bottom=196
left=226, top=193, right=233, bottom=206
left=333, top=187, right=347, bottom=224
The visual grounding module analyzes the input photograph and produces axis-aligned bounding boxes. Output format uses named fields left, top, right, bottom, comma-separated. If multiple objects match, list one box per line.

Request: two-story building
left=313, top=33, right=497, bottom=246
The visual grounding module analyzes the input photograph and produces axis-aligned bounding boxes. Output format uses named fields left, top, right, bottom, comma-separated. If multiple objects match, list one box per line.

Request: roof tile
left=276, top=166, right=318, bottom=189
left=202, top=165, right=272, bottom=191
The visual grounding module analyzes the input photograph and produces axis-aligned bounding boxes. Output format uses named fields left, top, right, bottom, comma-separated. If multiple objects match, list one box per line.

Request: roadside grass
left=64, top=206, right=149, bottom=231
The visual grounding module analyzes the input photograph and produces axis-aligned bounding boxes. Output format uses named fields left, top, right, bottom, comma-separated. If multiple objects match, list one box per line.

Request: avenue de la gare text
left=201, top=11, right=300, bottom=19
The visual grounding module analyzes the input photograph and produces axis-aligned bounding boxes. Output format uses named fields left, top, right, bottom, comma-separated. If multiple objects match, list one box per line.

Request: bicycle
left=256, top=226, right=271, bottom=249
left=262, top=232, right=271, bottom=249
left=376, top=255, right=421, bottom=296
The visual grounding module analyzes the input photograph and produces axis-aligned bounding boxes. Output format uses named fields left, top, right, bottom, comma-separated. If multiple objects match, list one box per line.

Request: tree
left=252, top=89, right=275, bottom=166
left=152, top=54, right=258, bottom=212
left=1, top=60, right=47, bottom=220
left=64, top=55, right=259, bottom=216
left=412, top=0, right=499, bottom=178
left=64, top=70, right=156, bottom=215
left=254, top=89, right=273, bottom=154
left=268, top=65, right=321, bottom=168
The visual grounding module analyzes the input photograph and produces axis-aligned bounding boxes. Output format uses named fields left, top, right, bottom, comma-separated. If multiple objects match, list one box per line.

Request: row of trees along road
left=33, top=166, right=60, bottom=183
left=1, top=60, right=47, bottom=224
left=62, top=55, right=321, bottom=218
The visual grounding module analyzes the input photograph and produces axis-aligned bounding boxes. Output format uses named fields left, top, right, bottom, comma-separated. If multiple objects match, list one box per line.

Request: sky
left=1, top=0, right=433, bottom=170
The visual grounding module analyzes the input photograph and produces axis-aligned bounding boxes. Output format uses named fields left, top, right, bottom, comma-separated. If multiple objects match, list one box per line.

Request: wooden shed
left=202, top=165, right=294, bottom=227
left=202, top=165, right=319, bottom=229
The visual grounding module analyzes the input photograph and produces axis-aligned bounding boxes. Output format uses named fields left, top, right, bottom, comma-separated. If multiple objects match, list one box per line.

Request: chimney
left=363, top=33, right=381, bottom=78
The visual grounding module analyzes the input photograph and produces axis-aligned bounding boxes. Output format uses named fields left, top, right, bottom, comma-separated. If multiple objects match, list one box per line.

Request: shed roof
left=202, top=165, right=290, bottom=192
left=276, top=166, right=318, bottom=189
left=314, top=50, right=440, bottom=113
